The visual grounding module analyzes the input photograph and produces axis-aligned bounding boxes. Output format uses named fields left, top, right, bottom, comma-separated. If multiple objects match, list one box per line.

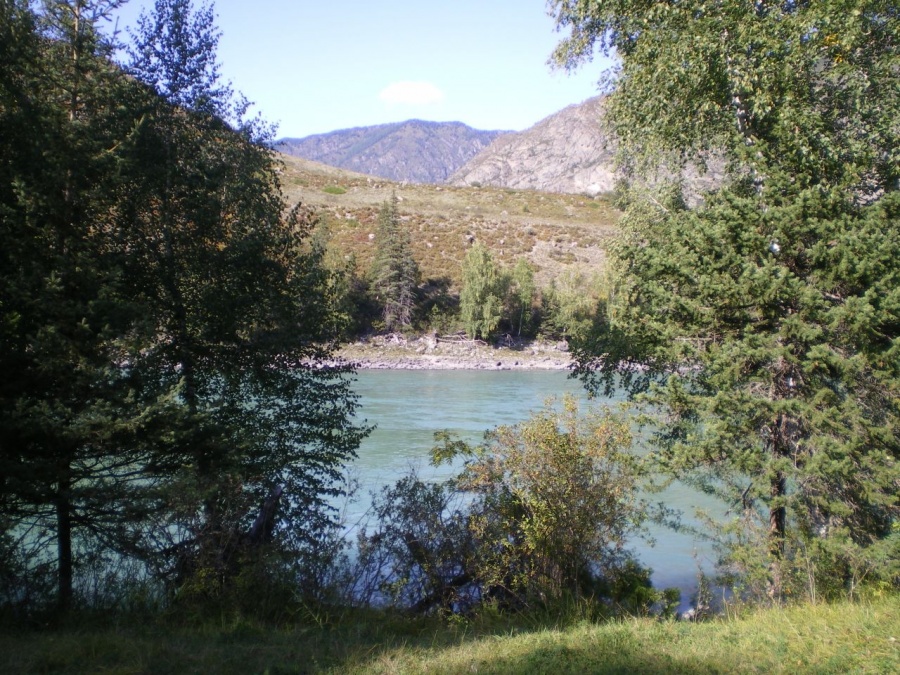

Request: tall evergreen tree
left=370, top=193, right=419, bottom=332
left=551, top=0, right=899, bottom=595
left=0, top=0, right=163, bottom=612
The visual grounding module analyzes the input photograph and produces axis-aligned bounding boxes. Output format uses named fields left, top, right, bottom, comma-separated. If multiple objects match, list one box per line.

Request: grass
left=278, top=154, right=618, bottom=290
left=2, top=595, right=897, bottom=673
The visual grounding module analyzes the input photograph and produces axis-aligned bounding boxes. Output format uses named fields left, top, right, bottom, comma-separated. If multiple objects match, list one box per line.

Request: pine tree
left=370, top=193, right=419, bottom=332
left=552, top=0, right=900, bottom=596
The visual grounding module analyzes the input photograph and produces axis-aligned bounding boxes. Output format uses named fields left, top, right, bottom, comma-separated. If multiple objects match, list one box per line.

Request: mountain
left=277, top=99, right=722, bottom=198
left=451, top=96, right=724, bottom=201
left=449, top=97, right=616, bottom=196
left=275, top=120, right=509, bottom=185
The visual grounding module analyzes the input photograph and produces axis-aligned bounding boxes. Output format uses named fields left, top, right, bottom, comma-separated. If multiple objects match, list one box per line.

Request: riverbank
left=336, top=334, right=574, bottom=370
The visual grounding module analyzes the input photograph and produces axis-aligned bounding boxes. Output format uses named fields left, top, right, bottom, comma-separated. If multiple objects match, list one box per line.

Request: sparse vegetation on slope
left=279, top=153, right=619, bottom=292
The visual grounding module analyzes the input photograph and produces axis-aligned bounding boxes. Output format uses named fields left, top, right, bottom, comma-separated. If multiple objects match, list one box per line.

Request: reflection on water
left=344, top=369, right=724, bottom=606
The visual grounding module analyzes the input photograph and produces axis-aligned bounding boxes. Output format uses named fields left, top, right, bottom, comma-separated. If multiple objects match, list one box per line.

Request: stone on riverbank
left=336, top=335, right=572, bottom=370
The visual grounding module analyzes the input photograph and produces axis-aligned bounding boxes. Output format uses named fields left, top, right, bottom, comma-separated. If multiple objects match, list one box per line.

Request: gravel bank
left=335, top=335, right=574, bottom=370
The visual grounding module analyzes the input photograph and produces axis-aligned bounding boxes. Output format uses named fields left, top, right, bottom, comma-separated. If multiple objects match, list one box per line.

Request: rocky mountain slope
left=451, top=96, right=724, bottom=201
left=450, top=96, right=617, bottom=196
left=275, top=121, right=508, bottom=185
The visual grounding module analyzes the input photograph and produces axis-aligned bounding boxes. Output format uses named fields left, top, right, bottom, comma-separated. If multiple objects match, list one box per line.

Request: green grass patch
left=2, top=596, right=898, bottom=674
left=322, top=185, right=347, bottom=195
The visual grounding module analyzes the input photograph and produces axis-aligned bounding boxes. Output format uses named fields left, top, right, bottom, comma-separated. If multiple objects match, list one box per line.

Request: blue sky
left=110, top=0, right=612, bottom=139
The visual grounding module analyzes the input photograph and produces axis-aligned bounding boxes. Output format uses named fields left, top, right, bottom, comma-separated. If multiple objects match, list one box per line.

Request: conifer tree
left=0, top=0, right=163, bottom=612
left=370, top=193, right=419, bottom=332
left=551, top=0, right=899, bottom=595
left=0, top=0, right=366, bottom=613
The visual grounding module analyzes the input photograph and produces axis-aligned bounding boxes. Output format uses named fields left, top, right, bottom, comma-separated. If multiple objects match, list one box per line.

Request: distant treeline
left=326, top=195, right=606, bottom=344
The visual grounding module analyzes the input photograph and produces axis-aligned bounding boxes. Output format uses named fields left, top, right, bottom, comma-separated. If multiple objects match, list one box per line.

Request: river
left=345, top=369, right=725, bottom=606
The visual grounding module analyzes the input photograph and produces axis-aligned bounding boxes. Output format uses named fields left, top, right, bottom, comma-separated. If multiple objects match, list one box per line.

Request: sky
left=108, top=0, right=614, bottom=139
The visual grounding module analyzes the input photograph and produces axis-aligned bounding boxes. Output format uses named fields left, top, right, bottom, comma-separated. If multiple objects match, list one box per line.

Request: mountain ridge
left=450, top=96, right=617, bottom=195
left=276, top=120, right=509, bottom=185
left=277, top=98, right=722, bottom=198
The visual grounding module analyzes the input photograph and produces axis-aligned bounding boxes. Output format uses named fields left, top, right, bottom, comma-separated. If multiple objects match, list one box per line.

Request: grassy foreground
left=2, top=596, right=898, bottom=674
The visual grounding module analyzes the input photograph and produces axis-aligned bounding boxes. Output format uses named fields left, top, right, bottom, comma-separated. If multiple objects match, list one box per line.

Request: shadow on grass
left=9, top=596, right=896, bottom=675
left=0, top=613, right=713, bottom=675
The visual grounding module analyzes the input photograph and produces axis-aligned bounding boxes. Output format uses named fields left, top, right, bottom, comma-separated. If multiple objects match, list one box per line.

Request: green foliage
left=369, top=194, right=420, bottom=332
left=0, top=0, right=366, bottom=617
left=355, top=472, right=474, bottom=613
left=540, top=269, right=606, bottom=341
left=357, top=398, right=652, bottom=614
left=504, top=258, right=536, bottom=337
left=550, top=0, right=898, bottom=196
left=453, top=396, right=644, bottom=607
left=459, top=243, right=504, bottom=340
left=317, top=232, right=378, bottom=339
left=426, top=303, right=459, bottom=336
left=127, top=0, right=231, bottom=117
left=322, top=185, right=347, bottom=195
left=0, top=0, right=171, bottom=613
left=554, top=0, right=900, bottom=598
left=402, top=276, right=456, bottom=335
left=120, top=0, right=367, bottom=602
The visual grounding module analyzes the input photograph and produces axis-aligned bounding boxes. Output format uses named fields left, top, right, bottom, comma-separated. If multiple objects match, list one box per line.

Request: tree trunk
left=769, top=469, right=786, bottom=556
left=56, top=473, right=74, bottom=613
left=768, top=412, right=791, bottom=556
left=767, top=413, right=790, bottom=598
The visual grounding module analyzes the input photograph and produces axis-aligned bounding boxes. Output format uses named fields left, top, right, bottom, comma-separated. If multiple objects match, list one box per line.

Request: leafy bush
left=356, top=397, right=661, bottom=615
left=539, top=269, right=606, bottom=341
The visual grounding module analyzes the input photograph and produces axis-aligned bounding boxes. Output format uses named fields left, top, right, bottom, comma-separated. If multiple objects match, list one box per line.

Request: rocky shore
left=335, top=334, right=574, bottom=370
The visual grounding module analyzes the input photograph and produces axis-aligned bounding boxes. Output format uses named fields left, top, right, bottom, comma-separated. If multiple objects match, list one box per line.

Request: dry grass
left=277, top=154, right=619, bottom=289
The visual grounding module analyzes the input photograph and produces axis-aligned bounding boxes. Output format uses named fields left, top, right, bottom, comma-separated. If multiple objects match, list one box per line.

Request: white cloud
left=379, top=81, right=445, bottom=106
